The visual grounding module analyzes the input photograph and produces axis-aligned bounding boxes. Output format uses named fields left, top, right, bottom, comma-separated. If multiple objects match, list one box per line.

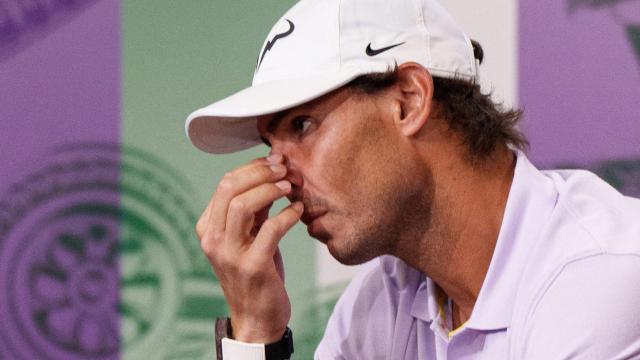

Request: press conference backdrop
left=0, top=0, right=637, bottom=359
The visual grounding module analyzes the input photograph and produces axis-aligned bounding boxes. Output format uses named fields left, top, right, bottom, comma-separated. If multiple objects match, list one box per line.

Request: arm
left=196, top=154, right=302, bottom=359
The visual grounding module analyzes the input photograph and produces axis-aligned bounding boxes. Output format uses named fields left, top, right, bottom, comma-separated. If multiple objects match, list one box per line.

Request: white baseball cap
left=185, top=0, right=477, bottom=154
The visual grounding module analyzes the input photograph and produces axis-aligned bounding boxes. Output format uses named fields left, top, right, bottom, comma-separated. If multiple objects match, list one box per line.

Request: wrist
left=231, top=318, right=287, bottom=344
left=216, top=317, right=294, bottom=360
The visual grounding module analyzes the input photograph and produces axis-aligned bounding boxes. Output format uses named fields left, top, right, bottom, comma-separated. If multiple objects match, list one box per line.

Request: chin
left=309, top=216, right=380, bottom=265
left=325, top=235, right=378, bottom=266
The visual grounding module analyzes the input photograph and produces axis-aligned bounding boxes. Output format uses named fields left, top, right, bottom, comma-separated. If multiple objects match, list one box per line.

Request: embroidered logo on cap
left=257, top=19, right=296, bottom=70
left=365, top=42, right=405, bottom=56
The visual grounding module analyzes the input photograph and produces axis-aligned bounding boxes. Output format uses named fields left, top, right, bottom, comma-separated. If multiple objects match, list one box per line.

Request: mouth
left=300, top=210, right=327, bottom=226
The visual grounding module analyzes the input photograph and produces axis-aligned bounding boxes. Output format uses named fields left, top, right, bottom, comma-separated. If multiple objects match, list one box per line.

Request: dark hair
left=347, top=40, right=527, bottom=163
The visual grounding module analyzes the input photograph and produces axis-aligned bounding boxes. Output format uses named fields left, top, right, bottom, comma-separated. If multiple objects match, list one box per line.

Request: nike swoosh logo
left=257, top=19, right=295, bottom=69
left=366, top=42, right=406, bottom=56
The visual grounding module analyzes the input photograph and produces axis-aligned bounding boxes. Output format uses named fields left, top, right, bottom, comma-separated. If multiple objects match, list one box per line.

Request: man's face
left=257, top=86, right=432, bottom=265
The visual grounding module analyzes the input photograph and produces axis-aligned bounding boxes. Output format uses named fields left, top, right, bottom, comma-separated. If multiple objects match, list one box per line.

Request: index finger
left=196, top=155, right=279, bottom=237
left=208, top=154, right=286, bottom=234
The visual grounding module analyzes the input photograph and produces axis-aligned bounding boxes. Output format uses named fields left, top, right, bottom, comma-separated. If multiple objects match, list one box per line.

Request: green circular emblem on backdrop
left=0, top=143, right=225, bottom=360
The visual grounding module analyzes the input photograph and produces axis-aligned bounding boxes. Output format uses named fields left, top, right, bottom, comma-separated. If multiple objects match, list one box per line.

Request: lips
left=301, top=210, right=327, bottom=226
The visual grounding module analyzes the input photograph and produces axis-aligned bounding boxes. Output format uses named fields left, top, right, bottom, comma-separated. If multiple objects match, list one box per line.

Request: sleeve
left=221, top=338, right=266, bottom=360
left=314, top=258, right=391, bottom=360
left=520, top=254, right=640, bottom=359
left=215, top=317, right=266, bottom=360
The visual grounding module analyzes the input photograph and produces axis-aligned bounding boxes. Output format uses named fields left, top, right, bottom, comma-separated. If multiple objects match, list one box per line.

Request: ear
left=394, top=62, right=434, bottom=137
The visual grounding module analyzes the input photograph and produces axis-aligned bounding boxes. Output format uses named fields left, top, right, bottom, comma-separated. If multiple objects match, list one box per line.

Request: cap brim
left=185, top=69, right=366, bottom=154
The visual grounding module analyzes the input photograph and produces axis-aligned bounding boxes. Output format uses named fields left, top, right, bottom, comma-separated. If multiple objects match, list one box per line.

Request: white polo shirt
left=223, top=151, right=640, bottom=359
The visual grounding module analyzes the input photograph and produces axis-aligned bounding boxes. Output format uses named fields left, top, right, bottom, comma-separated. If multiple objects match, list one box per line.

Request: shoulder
left=516, top=253, right=640, bottom=359
left=525, top=169, right=640, bottom=284
left=314, top=256, right=423, bottom=359
left=544, top=168, right=640, bottom=250
left=510, top=169, right=640, bottom=357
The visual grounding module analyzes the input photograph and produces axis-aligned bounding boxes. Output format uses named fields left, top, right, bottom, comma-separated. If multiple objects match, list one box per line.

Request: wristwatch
left=265, top=326, right=294, bottom=360
left=215, top=317, right=294, bottom=360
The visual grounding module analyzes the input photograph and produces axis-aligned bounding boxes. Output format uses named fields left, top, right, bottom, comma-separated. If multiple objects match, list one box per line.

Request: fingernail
left=292, top=202, right=304, bottom=212
left=267, top=153, right=283, bottom=164
left=275, top=180, right=291, bottom=191
left=270, top=164, right=286, bottom=175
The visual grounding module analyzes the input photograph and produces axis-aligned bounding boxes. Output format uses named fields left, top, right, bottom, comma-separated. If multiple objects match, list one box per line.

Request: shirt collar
left=410, top=275, right=443, bottom=323
left=410, top=151, right=559, bottom=331
left=465, top=151, right=558, bottom=331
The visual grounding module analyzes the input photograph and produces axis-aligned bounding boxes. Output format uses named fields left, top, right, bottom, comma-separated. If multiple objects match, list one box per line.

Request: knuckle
left=201, top=228, right=223, bottom=247
left=199, top=239, right=216, bottom=258
left=217, top=174, right=234, bottom=193
left=200, top=236, right=230, bottom=264
left=228, top=198, right=248, bottom=214
left=195, top=223, right=203, bottom=238
left=209, top=230, right=224, bottom=243
left=195, top=218, right=207, bottom=238
left=261, top=219, right=282, bottom=237
left=270, top=182, right=286, bottom=195
left=248, top=166, right=271, bottom=180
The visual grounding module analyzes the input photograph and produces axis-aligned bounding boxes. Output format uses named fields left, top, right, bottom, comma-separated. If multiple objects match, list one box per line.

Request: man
left=185, top=0, right=640, bottom=358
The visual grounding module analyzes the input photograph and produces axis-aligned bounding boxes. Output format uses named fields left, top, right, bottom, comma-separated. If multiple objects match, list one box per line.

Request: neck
left=395, top=145, right=516, bottom=327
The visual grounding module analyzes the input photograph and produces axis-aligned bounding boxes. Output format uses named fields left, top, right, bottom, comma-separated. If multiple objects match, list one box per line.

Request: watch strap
left=214, top=317, right=293, bottom=360
left=215, top=317, right=232, bottom=360
left=265, top=327, right=294, bottom=360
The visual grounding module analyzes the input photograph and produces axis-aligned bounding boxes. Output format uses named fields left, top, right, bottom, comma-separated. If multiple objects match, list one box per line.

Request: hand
left=195, top=154, right=303, bottom=344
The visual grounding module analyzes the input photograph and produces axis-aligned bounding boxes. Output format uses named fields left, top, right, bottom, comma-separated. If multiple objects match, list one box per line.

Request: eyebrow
left=266, top=109, right=292, bottom=134
left=260, top=109, right=293, bottom=147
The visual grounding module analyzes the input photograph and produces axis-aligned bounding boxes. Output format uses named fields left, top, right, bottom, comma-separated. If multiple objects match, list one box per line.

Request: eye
left=292, top=116, right=312, bottom=135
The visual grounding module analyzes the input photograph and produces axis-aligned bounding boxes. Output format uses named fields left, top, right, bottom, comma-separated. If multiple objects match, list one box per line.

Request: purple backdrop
left=520, top=0, right=640, bottom=168
left=0, top=1, right=120, bottom=359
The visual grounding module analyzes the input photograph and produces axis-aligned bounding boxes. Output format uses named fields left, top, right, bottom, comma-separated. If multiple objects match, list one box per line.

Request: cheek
left=311, top=121, right=390, bottom=205
left=296, top=127, right=357, bottom=205
left=307, top=129, right=356, bottom=192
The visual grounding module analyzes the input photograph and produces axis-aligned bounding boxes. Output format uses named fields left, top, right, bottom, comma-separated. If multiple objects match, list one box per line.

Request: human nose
left=268, top=150, right=303, bottom=196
